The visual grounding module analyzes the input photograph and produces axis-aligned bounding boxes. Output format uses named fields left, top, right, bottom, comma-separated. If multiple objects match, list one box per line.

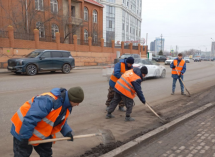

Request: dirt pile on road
left=79, top=85, right=215, bottom=157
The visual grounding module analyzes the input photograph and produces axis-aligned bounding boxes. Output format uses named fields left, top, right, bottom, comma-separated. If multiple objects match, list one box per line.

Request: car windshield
left=25, top=51, right=41, bottom=58
left=141, top=59, right=152, bottom=65
left=120, top=54, right=131, bottom=59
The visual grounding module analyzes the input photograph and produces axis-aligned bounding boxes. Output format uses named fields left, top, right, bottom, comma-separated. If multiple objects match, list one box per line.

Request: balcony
left=67, top=17, right=83, bottom=25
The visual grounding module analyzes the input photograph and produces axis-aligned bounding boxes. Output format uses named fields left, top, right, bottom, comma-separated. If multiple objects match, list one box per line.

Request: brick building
left=0, top=0, right=103, bottom=44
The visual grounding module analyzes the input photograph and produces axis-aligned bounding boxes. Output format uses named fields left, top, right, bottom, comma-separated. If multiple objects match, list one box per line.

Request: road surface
left=0, top=61, right=215, bottom=156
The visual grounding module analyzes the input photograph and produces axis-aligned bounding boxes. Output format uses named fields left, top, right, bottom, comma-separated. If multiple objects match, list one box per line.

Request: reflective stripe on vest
left=172, top=60, right=185, bottom=75
left=11, top=92, right=70, bottom=146
left=110, top=62, right=126, bottom=83
left=115, top=69, right=140, bottom=99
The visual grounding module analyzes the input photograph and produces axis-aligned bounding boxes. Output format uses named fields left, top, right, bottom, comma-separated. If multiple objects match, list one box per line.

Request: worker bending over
left=11, top=87, right=84, bottom=157
left=106, top=66, right=148, bottom=121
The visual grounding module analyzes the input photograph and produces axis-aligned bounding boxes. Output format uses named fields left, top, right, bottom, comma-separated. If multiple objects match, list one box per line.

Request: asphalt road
left=1, top=60, right=215, bottom=157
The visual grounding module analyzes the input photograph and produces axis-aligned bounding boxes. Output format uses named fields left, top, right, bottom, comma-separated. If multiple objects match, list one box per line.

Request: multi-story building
left=211, top=42, right=215, bottom=58
left=150, top=41, right=155, bottom=51
left=154, top=38, right=165, bottom=55
left=0, top=0, right=103, bottom=44
left=95, top=0, right=142, bottom=45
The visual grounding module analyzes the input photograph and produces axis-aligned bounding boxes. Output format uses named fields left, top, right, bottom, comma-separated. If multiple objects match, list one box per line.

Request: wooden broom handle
left=28, top=133, right=102, bottom=145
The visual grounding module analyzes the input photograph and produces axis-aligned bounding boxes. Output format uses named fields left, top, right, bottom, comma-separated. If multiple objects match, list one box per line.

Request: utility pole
left=161, top=34, right=163, bottom=53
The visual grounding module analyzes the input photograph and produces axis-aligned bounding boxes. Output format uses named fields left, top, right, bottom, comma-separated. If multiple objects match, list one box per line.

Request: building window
left=130, top=27, right=131, bottom=33
left=51, top=24, right=59, bottom=39
left=71, top=6, right=75, bottom=17
left=109, top=20, right=112, bottom=28
left=126, top=25, right=128, bottom=32
left=122, top=23, right=125, bottom=30
left=93, top=10, right=98, bottom=23
left=127, top=1, right=129, bottom=7
left=50, top=0, right=58, bottom=13
left=93, top=33, right=98, bottom=43
left=84, top=29, right=88, bottom=42
left=36, top=22, right=45, bottom=38
left=35, top=0, right=44, bottom=11
left=84, top=7, right=88, bottom=21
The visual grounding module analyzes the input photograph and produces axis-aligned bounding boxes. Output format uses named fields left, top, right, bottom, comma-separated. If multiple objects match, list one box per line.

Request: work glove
left=65, top=132, right=74, bottom=142
left=172, top=66, right=176, bottom=69
left=20, top=139, right=29, bottom=146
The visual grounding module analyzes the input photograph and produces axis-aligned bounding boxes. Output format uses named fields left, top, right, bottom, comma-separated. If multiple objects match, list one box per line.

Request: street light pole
left=211, top=38, right=214, bottom=60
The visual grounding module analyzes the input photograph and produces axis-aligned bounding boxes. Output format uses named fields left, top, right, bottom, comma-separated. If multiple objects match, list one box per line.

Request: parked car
left=184, top=57, right=190, bottom=63
left=7, top=50, right=75, bottom=76
left=165, top=57, right=175, bottom=65
left=103, top=59, right=166, bottom=80
left=193, top=57, right=201, bottom=62
left=114, top=53, right=141, bottom=64
left=152, top=55, right=167, bottom=62
left=211, top=57, right=215, bottom=61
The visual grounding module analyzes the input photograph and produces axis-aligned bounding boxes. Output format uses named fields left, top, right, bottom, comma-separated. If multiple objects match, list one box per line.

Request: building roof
left=84, top=0, right=104, bottom=8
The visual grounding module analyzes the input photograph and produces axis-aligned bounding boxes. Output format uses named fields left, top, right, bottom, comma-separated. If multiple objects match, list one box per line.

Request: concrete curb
left=100, top=102, right=215, bottom=157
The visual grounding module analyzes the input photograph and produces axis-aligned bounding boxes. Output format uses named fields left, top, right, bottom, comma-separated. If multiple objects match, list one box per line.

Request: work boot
left=106, top=113, right=115, bottom=119
left=181, top=92, right=186, bottom=95
left=106, top=106, right=110, bottom=112
left=171, top=92, right=174, bottom=95
left=119, top=106, right=126, bottom=112
left=125, top=116, right=135, bottom=121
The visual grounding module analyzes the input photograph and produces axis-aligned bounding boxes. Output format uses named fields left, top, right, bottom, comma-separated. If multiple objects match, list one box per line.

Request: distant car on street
left=7, top=49, right=75, bottom=76
left=184, top=57, right=190, bottom=63
left=114, top=53, right=141, bottom=64
left=211, top=57, right=215, bottom=61
left=193, top=57, right=201, bottom=62
left=165, top=57, right=175, bottom=65
left=152, top=55, right=167, bottom=62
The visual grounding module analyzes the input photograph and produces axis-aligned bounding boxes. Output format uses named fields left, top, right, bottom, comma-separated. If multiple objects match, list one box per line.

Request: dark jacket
left=114, top=67, right=146, bottom=103
left=11, top=88, right=72, bottom=141
left=109, top=59, right=133, bottom=88
left=170, top=58, right=186, bottom=79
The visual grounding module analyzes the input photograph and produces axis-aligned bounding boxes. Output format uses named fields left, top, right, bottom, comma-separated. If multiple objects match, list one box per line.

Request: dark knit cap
left=141, top=66, right=148, bottom=74
left=126, top=57, right=134, bottom=64
left=68, top=87, right=84, bottom=103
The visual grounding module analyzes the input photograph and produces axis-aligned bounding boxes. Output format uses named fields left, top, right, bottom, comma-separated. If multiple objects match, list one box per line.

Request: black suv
left=152, top=55, right=167, bottom=62
left=7, top=50, right=75, bottom=76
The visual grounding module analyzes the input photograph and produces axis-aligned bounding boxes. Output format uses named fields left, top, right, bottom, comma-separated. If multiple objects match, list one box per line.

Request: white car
left=184, top=57, right=190, bottom=63
left=165, top=57, right=175, bottom=65
left=133, top=59, right=166, bottom=78
left=102, top=59, right=166, bottom=80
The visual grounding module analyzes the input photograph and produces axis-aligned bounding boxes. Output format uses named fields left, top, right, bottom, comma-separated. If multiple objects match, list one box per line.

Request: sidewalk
left=0, top=66, right=104, bottom=73
left=125, top=106, right=215, bottom=157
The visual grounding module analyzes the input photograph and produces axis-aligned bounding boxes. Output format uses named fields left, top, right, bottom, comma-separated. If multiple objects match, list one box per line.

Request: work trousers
left=108, top=92, right=134, bottom=117
left=13, top=137, right=52, bottom=157
left=172, top=77, right=184, bottom=93
left=105, top=86, right=124, bottom=107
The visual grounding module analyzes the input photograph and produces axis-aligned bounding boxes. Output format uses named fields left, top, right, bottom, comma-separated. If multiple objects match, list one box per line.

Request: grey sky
left=141, top=0, right=215, bottom=52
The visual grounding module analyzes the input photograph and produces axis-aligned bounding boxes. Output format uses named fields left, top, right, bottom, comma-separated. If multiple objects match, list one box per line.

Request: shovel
left=28, top=129, right=115, bottom=145
left=175, top=65, right=191, bottom=97
left=145, top=102, right=168, bottom=124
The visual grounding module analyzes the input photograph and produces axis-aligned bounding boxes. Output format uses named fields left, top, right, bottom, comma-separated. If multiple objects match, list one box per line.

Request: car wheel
left=62, top=64, right=71, bottom=74
left=51, top=71, right=56, bottom=73
left=26, top=64, right=37, bottom=76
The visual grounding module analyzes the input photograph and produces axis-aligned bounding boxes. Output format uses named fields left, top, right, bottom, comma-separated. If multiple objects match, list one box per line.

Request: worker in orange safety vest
left=170, top=53, right=186, bottom=95
left=10, top=87, right=84, bottom=157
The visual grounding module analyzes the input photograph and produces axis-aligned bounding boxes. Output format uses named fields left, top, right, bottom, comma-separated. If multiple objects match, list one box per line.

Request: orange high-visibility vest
left=115, top=69, right=140, bottom=99
left=110, top=62, right=126, bottom=83
left=11, top=92, right=70, bottom=146
left=172, top=59, right=185, bottom=75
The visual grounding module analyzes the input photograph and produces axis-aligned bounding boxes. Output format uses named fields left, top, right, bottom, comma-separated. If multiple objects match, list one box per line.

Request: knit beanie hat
left=141, top=66, right=148, bottom=74
left=68, top=87, right=84, bottom=103
left=126, top=57, right=134, bottom=64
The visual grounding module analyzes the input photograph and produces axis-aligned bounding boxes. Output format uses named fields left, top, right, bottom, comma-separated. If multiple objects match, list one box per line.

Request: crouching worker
left=106, top=66, right=148, bottom=121
left=11, top=87, right=84, bottom=157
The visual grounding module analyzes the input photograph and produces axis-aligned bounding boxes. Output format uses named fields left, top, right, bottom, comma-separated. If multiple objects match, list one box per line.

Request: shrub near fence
left=77, top=39, right=88, bottom=45
left=0, top=31, right=8, bottom=38
left=92, top=42, right=101, bottom=47
left=132, top=46, right=138, bottom=50
left=14, top=32, right=34, bottom=41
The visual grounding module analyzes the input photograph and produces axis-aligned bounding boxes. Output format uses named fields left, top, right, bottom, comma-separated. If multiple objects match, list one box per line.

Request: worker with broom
left=105, top=57, right=134, bottom=112
left=10, top=87, right=84, bottom=157
left=106, top=66, right=148, bottom=121
left=170, top=53, right=186, bottom=95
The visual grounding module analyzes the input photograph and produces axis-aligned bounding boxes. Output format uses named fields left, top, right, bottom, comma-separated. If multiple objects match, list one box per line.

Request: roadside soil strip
left=79, top=85, right=215, bottom=157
